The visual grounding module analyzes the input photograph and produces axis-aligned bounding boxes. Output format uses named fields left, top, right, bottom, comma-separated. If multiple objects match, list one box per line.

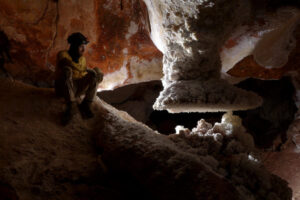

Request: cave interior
left=0, top=0, right=300, bottom=199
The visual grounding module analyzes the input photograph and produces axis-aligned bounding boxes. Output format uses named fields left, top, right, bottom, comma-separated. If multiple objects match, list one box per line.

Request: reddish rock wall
left=228, top=26, right=300, bottom=80
left=0, top=0, right=57, bottom=85
left=0, top=0, right=299, bottom=89
left=0, top=0, right=162, bottom=88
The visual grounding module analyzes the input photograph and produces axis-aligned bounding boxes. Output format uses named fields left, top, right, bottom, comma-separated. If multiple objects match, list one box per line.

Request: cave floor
left=0, top=77, right=299, bottom=199
left=0, top=78, right=119, bottom=200
left=263, top=144, right=300, bottom=199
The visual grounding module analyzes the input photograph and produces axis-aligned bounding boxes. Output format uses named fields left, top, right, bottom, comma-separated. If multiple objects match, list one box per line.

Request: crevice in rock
left=29, top=0, right=50, bottom=25
left=234, top=77, right=297, bottom=150
left=45, top=0, right=59, bottom=72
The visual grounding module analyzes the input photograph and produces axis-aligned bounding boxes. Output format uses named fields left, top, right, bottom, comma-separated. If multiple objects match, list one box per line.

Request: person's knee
left=87, top=68, right=103, bottom=84
left=94, top=68, right=103, bottom=83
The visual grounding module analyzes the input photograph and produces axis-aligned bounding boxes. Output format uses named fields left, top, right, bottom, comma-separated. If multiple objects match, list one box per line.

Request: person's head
left=67, top=32, right=89, bottom=59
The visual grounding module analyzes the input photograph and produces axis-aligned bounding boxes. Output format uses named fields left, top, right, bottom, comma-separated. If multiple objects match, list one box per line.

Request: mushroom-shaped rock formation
left=144, top=0, right=300, bottom=113
left=144, top=0, right=263, bottom=113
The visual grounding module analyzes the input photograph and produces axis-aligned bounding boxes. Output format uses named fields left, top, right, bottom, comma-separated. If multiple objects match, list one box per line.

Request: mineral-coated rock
left=145, top=0, right=263, bottom=113
left=228, top=25, right=300, bottom=80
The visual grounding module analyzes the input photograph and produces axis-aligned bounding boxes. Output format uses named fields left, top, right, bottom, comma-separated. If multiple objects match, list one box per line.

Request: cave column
left=144, top=0, right=262, bottom=113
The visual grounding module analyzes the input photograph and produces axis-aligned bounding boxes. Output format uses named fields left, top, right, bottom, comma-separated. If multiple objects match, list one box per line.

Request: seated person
left=55, top=32, right=103, bottom=124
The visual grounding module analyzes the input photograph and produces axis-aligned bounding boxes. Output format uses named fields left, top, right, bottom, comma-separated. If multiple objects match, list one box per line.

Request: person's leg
left=59, top=66, right=78, bottom=125
left=76, top=69, right=101, bottom=118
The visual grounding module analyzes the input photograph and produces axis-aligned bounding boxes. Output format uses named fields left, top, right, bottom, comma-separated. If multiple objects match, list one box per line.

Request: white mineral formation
left=143, top=0, right=263, bottom=113
left=253, top=8, right=300, bottom=69
left=98, top=104, right=292, bottom=199
left=220, top=7, right=300, bottom=83
left=171, top=112, right=291, bottom=200
left=143, top=1, right=299, bottom=113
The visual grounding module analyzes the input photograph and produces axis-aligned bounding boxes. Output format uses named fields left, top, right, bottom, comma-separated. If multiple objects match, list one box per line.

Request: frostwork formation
left=144, top=0, right=265, bottom=112
left=98, top=105, right=292, bottom=200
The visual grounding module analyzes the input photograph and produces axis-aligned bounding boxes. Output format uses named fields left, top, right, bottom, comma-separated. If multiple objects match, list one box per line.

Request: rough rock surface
left=1, top=0, right=299, bottom=96
left=228, top=21, right=300, bottom=80
left=98, top=106, right=292, bottom=199
left=1, top=0, right=299, bottom=91
left=235, top=77, right=297, bottom=149
left=144, top=0, right=264, bottom=113
left=98, top=80, right=162, bottom=124
left=0, top=78, right=110, bottom=200
left=0, top=0, right=162, bottom=89
left=0, top=77, right=292, bottom=199
left=263, top=142, right=300, bottom=200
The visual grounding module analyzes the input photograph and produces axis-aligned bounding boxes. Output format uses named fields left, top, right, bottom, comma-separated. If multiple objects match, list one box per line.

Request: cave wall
left=0, top=0, right=163, bottom=89
left=227, top=14, right=300, bottom=80
left=0, top=0, right=299, bottom=91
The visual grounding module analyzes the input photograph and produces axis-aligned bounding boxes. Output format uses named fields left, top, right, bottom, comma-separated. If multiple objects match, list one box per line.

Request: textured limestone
left=0, top=0, right=57, bottom=84
left=144, top=0, right=263, bottom=113
left=0, top=75, right=293, bottom=200
left=98, top=103, right=292, bottom=199
left=228, top=24, right=300, bottom=80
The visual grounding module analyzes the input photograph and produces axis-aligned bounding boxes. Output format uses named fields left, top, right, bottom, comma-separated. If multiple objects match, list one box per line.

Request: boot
left=79, top=100, right=94, bottom=119
left=61, top=101, right=77, bottom=125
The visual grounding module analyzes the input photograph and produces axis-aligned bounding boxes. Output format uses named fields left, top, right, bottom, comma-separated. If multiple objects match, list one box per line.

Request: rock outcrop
left=0, top=77, right=292, bottom=199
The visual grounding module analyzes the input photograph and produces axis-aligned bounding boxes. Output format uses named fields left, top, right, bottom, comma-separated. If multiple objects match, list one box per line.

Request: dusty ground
left=0, top=77, right=120, bottom=200
left=0, top=77, right=174, bottom=200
